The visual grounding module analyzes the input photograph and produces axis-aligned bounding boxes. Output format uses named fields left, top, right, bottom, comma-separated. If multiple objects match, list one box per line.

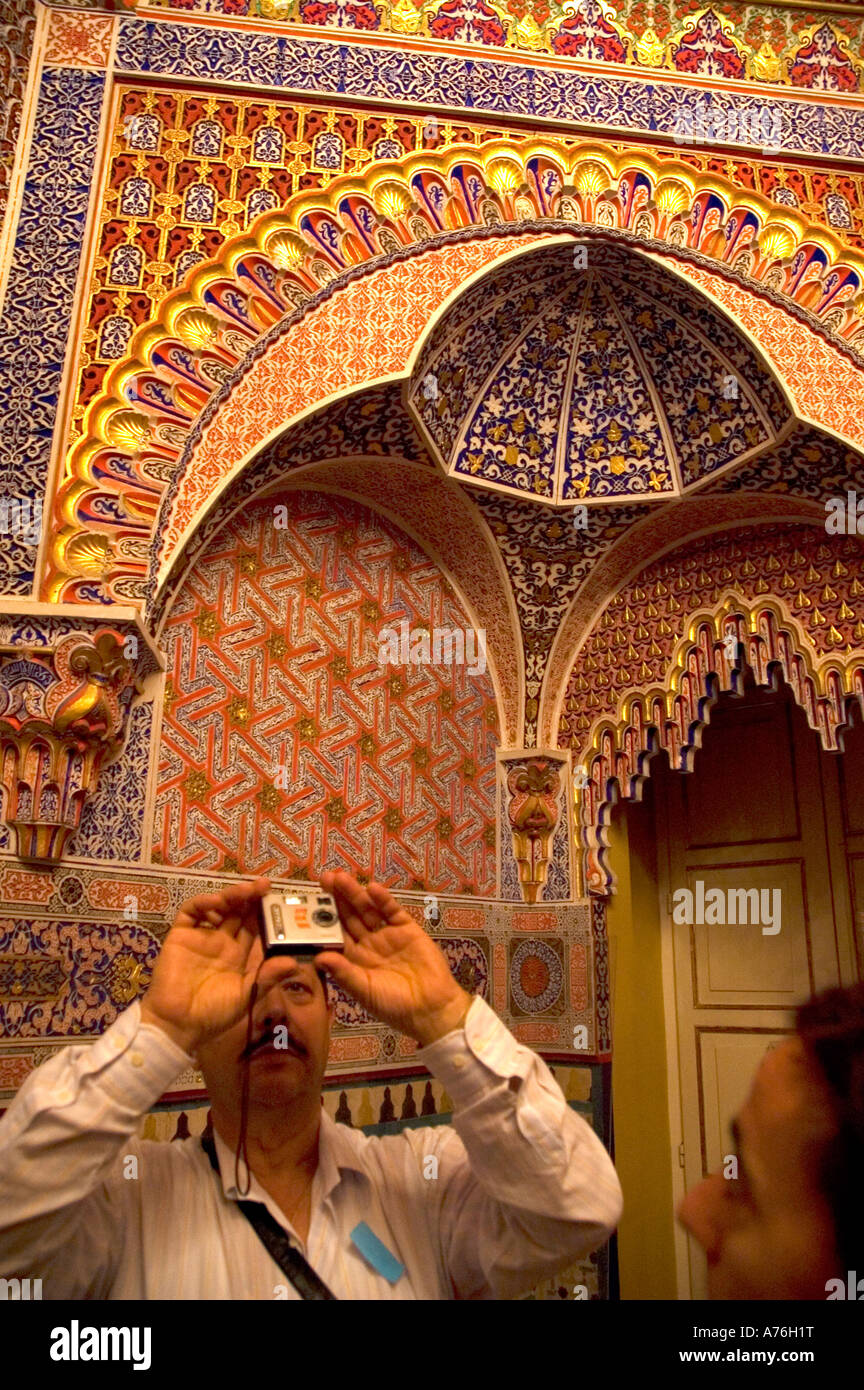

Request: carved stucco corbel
left=0, top=615, right=162, bottom=862
left=500, top=751, right=574, bottom=903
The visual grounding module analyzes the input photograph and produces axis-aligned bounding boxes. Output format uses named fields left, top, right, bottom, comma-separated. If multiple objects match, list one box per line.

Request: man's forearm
left=417, top=995, right=623, bottom=1227
left=0, top=1000, right=192, bottom=1288
left=409, top=995, right=622, bottom=1298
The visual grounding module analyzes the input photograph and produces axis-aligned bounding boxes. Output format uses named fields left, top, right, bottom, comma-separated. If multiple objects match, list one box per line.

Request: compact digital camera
left=259, top=889, right=345, bottom=957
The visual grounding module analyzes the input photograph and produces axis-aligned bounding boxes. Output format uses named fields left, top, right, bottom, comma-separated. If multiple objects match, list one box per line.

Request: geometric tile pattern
left=0, top=65, right=105, bottom=596
left=154, top=490, right=500, bottom=892
left=149, top=427, right=525, bottom=746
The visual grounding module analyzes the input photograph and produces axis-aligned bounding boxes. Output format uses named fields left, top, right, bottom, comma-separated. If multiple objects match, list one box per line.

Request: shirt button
left=452, top=1055, right=467, bottom=1070
left=56, top=1089, right=72, bottom=1104
left=112, top=1035, right=125, bottom=1050
left=130, top=1052, right=144, bottom=1067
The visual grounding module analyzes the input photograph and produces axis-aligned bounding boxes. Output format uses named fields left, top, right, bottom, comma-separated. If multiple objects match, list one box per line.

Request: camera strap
left=200, top=1135, right=338, bottom=1300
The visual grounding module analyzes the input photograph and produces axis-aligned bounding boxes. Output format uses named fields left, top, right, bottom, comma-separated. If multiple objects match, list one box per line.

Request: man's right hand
left=139, top=878, right=291, bottom=1055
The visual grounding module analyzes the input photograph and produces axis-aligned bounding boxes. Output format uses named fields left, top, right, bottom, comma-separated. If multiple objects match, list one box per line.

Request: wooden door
left=654, top=679, right=858, bottom=1299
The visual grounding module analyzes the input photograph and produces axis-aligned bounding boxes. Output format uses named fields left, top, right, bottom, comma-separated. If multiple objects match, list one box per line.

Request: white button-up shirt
left=0, top=995, right=622, bottom=1300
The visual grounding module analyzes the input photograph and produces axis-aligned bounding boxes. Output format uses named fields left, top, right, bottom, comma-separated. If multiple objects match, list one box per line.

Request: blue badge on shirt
left=350, top=1222, right=404, bottom=1284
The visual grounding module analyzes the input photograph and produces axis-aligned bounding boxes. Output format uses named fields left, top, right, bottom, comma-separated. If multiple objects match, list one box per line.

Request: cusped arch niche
left=556, top=522, right=864, bottom=894
left=154, top=483, right=504, bottom=893
left=153, top=380, right=524, bottom=745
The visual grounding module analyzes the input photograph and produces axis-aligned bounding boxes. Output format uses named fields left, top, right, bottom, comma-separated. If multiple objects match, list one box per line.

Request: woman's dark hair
left=796, top=982, right=864, bottom=1275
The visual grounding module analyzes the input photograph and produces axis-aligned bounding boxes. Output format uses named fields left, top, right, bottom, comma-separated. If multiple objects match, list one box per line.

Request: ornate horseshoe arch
left=555, top=523, right=864, bottom=894
left=152, top=441, right=526, bottom=748
left=147, top=227, right=864, bottom=605
left=43, top=138, right=864, bottom=617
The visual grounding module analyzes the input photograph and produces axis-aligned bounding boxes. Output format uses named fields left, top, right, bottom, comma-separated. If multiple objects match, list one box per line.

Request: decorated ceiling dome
left=408, top=242, right=792, bottom=505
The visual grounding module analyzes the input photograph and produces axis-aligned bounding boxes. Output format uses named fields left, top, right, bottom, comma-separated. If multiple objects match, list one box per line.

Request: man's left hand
left=315, top=870, right=472, bottom=1046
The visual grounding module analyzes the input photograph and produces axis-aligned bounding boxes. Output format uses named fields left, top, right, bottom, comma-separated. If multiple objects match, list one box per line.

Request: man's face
left=677, top=1038, right=841, bottom=1299
left=197, top=948, right=332, bottom=1116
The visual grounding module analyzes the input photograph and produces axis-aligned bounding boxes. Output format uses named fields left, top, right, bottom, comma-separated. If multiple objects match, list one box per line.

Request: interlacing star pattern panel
left=154, top=491, right=500, bottom=890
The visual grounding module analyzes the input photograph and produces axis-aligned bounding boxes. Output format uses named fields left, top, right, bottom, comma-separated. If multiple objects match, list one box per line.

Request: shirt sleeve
left=0, top=999, right=193, bottom=1299
left=411, top=994, right=623, bottom=1300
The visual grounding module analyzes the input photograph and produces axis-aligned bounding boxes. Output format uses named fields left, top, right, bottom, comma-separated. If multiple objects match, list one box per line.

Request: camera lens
left=312, top=908, right=336, bottom=926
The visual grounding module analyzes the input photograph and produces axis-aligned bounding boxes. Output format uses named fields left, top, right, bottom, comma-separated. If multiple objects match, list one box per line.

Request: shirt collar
left=211, top=1108, right=368, bottom=1205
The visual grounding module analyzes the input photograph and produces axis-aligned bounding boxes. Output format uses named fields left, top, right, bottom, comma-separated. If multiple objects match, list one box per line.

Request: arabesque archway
left=44, top=138, right=864, bottom=614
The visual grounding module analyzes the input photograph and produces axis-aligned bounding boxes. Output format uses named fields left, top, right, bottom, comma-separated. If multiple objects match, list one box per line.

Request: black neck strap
left=200, top=1134, right=338, bottom=1301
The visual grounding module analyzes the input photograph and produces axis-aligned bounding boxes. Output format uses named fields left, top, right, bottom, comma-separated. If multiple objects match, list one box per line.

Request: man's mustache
left=241, top=1026, right=308, bottom=1061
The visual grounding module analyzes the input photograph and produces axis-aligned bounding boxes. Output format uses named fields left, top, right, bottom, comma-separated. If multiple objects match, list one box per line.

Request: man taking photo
left=0, top=869, right=623, bottom=1300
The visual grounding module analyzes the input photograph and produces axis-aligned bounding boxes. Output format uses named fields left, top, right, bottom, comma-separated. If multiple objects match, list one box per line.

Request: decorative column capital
left=499, top=750, right=574, bottom=903
left=0, top=610, right=162, bottom=862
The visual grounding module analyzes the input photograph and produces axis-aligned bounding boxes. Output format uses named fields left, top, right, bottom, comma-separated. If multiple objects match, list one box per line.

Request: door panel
left=683, top=704, right=800, bottom=847
left=655, top=681, right=857, bottom=1299
left=839, top=714, right=864, bottom=973
left=699, top=1030, right=789, bottom=1177
left=687, top=861, right=810, bottom=1004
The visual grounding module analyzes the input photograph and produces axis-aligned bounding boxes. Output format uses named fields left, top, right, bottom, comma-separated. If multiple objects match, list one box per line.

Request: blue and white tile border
left=0, top=8, right=112, bottom=599
left=115, top=15, right=864, bottom=161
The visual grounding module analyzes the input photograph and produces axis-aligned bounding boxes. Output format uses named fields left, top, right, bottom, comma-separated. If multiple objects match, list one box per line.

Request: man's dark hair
left=315, top=967, right=330, bottom=1005
left=796, top=982, right=864, bottom=1274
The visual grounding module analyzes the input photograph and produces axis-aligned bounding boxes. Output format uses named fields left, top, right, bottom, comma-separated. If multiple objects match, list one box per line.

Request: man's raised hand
left=140, top=878, right=294, bottom=1054
left=316, top=870, right=471, bottom=1046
